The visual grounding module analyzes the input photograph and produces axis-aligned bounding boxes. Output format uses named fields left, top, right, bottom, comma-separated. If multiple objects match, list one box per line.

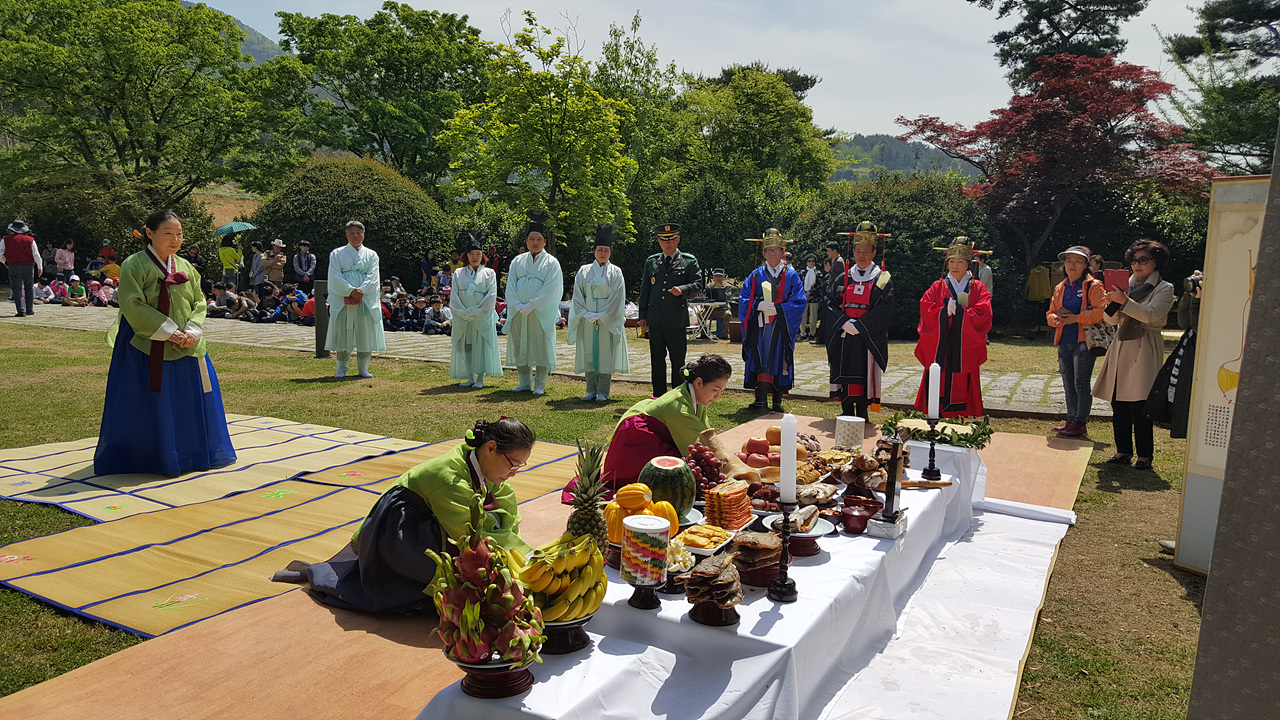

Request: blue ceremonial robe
left=738, top=263, right=806, bottom=390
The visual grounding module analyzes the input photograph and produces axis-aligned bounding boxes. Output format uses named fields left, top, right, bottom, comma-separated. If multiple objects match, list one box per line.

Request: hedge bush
left=789, top=172, right=1002, bottom=338
left=250, top=157, right=450, bottom=287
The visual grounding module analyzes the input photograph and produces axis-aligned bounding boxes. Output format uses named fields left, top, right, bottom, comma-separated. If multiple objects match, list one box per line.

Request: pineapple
left=566, top=439, right=609, bottom=551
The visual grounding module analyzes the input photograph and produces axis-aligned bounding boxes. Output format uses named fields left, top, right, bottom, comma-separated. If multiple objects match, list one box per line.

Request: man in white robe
left=325, top=221, right=386, bottom=378
left=568, top=224, right=628, bottom=401
left=504, top=212, right=563, bottom=396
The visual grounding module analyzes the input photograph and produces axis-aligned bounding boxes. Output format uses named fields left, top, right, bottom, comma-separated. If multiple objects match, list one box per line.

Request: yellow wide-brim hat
left=836, top=220, right=888, bottom=247
left=933, top=236, right=990, bottom=261
left=746, top=227, right=789, bottom=250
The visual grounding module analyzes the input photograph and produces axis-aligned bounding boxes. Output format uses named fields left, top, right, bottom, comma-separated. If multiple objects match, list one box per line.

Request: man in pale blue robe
left=450, top=230, right=503, bottom=388
left=504, top=212, right=563, bottom=396
left=325, top=221, right=386, bottom=378
left=568, top=224, right=628, bottom=401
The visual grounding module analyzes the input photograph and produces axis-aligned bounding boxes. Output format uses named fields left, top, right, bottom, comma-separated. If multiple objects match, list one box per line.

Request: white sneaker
left=512, top=385, right=530, bottom=392
left=532, top=387, right=545, bottom=396
left=596, top=394, right=609, bottom=402
left=334, top=370, right=347, bottom=378
left=359, top=371, right=374, bottom=379
left=473, top=378, right=484, bottom=389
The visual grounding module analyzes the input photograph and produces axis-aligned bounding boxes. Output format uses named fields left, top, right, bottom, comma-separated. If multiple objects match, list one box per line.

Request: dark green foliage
left=249, top=157, right=451, bottom=286
left=0, top=0, right=313, bottom=206
left=788, top=173, right=1003, bottom=338
left=968, top=0, right=1150, bottom=87
left=0, top=167, right=215, bottom=265
left=1163, top=1, right=1280, bottom=174
left=277, top=3, right=495, bottom=192
left=610, top=175, right=817, bottom=289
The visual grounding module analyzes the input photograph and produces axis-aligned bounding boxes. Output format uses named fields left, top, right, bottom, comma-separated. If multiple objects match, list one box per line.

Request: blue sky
left=214, top=0, right=1200, bottom=135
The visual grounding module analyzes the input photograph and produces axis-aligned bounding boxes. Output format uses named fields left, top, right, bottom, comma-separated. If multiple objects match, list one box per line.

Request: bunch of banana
left=519, top=532, right=608, bottom=623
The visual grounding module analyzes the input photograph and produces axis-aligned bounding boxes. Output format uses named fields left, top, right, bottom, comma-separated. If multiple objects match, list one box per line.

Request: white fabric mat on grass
left=818, top=510, right=1068, bottom=720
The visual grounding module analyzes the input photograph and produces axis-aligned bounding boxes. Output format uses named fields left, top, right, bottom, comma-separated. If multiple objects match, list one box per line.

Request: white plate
left=679, top=507, right=704, bottom=526
left=759, top=513, right=836, bottom=539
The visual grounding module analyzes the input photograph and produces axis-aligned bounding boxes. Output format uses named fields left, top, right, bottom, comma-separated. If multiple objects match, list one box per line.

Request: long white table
left=420, top=466, right=969, bottom=720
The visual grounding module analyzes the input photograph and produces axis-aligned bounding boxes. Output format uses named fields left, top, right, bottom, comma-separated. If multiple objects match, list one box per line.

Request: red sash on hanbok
left=144, top=250, right=189, bottom=393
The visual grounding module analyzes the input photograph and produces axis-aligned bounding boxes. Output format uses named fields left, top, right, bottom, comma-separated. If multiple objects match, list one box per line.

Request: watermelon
left=638, top=456, right=696, bottom=520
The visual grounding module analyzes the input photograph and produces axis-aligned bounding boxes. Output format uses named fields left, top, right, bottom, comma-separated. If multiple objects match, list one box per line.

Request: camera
left=1183, top=275, right=1201, bottom=294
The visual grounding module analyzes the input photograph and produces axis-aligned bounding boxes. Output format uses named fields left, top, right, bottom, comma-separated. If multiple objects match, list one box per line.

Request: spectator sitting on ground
left=423, top=295, right=452, bottom=335
left=280, top=283, right=307, bottom=322
left=209, top=282, right=250, bottom=319
left=100, top=277, right=118, bottom=307
left=32, top=277, right=56, bottom=305
left=86, top=254, right=107, bottom=279
left=389, top=276, right=406, bottom=295
left=49, top=278, right=69, bottom=302
left=404, top=296, right=427, bottom=331
left=101, top=259, right=121, bottom=280
left=299, top=293, right=317, bottom=326
left=62, top=275, right=89, bottom=306
left=436, top=266, right=453, bottom=295
left=246, top=282, right=281, bottom=322
left=388, top=295, right=413, bottom=331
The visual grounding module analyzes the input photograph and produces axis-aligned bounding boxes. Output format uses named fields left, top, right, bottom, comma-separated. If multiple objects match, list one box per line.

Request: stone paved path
left=0, top=304, right=1098, bottom=417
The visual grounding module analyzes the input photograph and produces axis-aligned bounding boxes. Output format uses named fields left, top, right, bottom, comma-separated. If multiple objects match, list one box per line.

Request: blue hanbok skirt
left=93, top=319, right=237, bottom=476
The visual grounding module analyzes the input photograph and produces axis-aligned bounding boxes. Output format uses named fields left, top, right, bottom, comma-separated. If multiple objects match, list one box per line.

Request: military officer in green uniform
left=638, top=223, right=703, bottom=397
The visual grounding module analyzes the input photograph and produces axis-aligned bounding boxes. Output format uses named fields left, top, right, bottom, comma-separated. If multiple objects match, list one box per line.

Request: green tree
left=968, top=0, right=1150, bottom=87
left=250, top=156, right=451, bottom=286
left=0, top=167, right=215, bottom=265
left=592, top=14, right=683, bottom=249
left=789, top=172, right=1002, bottom=336
left=675, top=67, right=835, bottom=192
left=437, top=11, right=636, bottom=260
left=0, top=0, right=313, bottom=203
left=276, top=3, right=495, bottom=191
left=1163, top=1, right=1280, bottom=174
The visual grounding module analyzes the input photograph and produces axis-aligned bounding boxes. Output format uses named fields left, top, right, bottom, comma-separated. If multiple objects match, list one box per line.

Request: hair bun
left=464, top=420, right=490, bottom=447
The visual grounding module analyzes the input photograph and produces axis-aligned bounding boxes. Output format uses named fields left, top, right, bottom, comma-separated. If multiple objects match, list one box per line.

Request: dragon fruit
left=426, top=492, right=545, bottom=668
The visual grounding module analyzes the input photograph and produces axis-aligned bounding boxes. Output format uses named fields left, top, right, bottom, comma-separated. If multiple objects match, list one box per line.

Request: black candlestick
left=921, top=417, right=942, bottom=482
left=767, top=500, right=798, bottom=603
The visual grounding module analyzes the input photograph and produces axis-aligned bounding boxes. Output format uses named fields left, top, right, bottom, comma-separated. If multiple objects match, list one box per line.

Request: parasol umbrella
left=214, top=221, right=257, bottom=236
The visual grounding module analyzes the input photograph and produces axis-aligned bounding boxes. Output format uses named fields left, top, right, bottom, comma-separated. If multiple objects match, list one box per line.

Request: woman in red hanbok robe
left=913, top=237, right=992, bottom=419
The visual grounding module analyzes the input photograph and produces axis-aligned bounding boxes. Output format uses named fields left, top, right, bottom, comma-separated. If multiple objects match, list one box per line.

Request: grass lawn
left=0, top=323, right=1202, bottom=717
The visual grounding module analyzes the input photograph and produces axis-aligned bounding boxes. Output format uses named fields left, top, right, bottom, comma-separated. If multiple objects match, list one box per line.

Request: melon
left=638, top=456, right=696, bottom=520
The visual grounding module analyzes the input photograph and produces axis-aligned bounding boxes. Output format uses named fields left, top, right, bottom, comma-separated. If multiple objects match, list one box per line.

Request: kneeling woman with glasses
left=274, top=417, right=535, bottom=613
left=1091, top=239, right=1175, bottom=470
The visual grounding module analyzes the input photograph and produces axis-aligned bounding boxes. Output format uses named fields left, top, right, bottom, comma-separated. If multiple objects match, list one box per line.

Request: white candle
left=780, top=413, right=797, bottom=504
left=927, top=363, right=941, bottom=419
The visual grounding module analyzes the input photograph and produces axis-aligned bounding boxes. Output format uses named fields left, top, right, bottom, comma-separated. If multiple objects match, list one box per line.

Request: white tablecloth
left=420, top=467, right=967, bottom=720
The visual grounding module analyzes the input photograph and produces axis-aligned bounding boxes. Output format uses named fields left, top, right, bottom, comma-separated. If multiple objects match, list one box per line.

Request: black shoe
left=809, top=339, right=823, bottom=345
left=770, top=404, right=786, bottom=413
left=1133, top=459, right=1153, bottom=470
left=1105, top=454, right=1132, bottom=465
left=747, top=400, right=768, bottom=411
left=15, top=312, right=24, bottom=317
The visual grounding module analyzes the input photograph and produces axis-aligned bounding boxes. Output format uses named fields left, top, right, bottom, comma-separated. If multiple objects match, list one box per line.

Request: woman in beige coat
left=1091, top=239, right=1175, bottom=470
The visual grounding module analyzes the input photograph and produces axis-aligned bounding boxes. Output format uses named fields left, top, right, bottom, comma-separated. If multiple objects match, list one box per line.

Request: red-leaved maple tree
left=897, top=54, right=1213, bottom=270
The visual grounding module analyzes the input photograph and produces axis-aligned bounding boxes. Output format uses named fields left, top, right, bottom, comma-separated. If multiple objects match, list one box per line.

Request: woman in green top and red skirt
left=562, top=354, right=732, bottom=502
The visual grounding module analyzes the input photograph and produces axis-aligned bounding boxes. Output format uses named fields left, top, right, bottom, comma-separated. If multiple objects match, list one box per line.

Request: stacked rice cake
left=705, top=480, right=753, bottom=530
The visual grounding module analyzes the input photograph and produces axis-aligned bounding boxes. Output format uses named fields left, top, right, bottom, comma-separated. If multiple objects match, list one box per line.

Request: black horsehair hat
left=593, top=224, right=615, bottom=248
left=458, top=229, right=485, bottom=253
left=526, top=210, right=549, bottom=236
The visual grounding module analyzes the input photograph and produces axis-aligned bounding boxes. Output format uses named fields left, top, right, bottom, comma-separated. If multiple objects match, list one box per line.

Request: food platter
left=678, top=507, right=704, bottom=527
left=757, top=513, right=836, bottom=539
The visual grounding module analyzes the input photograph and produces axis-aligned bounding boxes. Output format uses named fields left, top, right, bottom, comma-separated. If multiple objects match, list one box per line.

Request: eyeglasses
left=1130, top=256, right=1154, bottom=266
left=502, top=452, right=527, bottom=471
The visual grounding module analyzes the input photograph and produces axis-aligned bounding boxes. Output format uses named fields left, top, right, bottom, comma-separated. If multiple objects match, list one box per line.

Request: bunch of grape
left=686, top=442, right=726, bottom=498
